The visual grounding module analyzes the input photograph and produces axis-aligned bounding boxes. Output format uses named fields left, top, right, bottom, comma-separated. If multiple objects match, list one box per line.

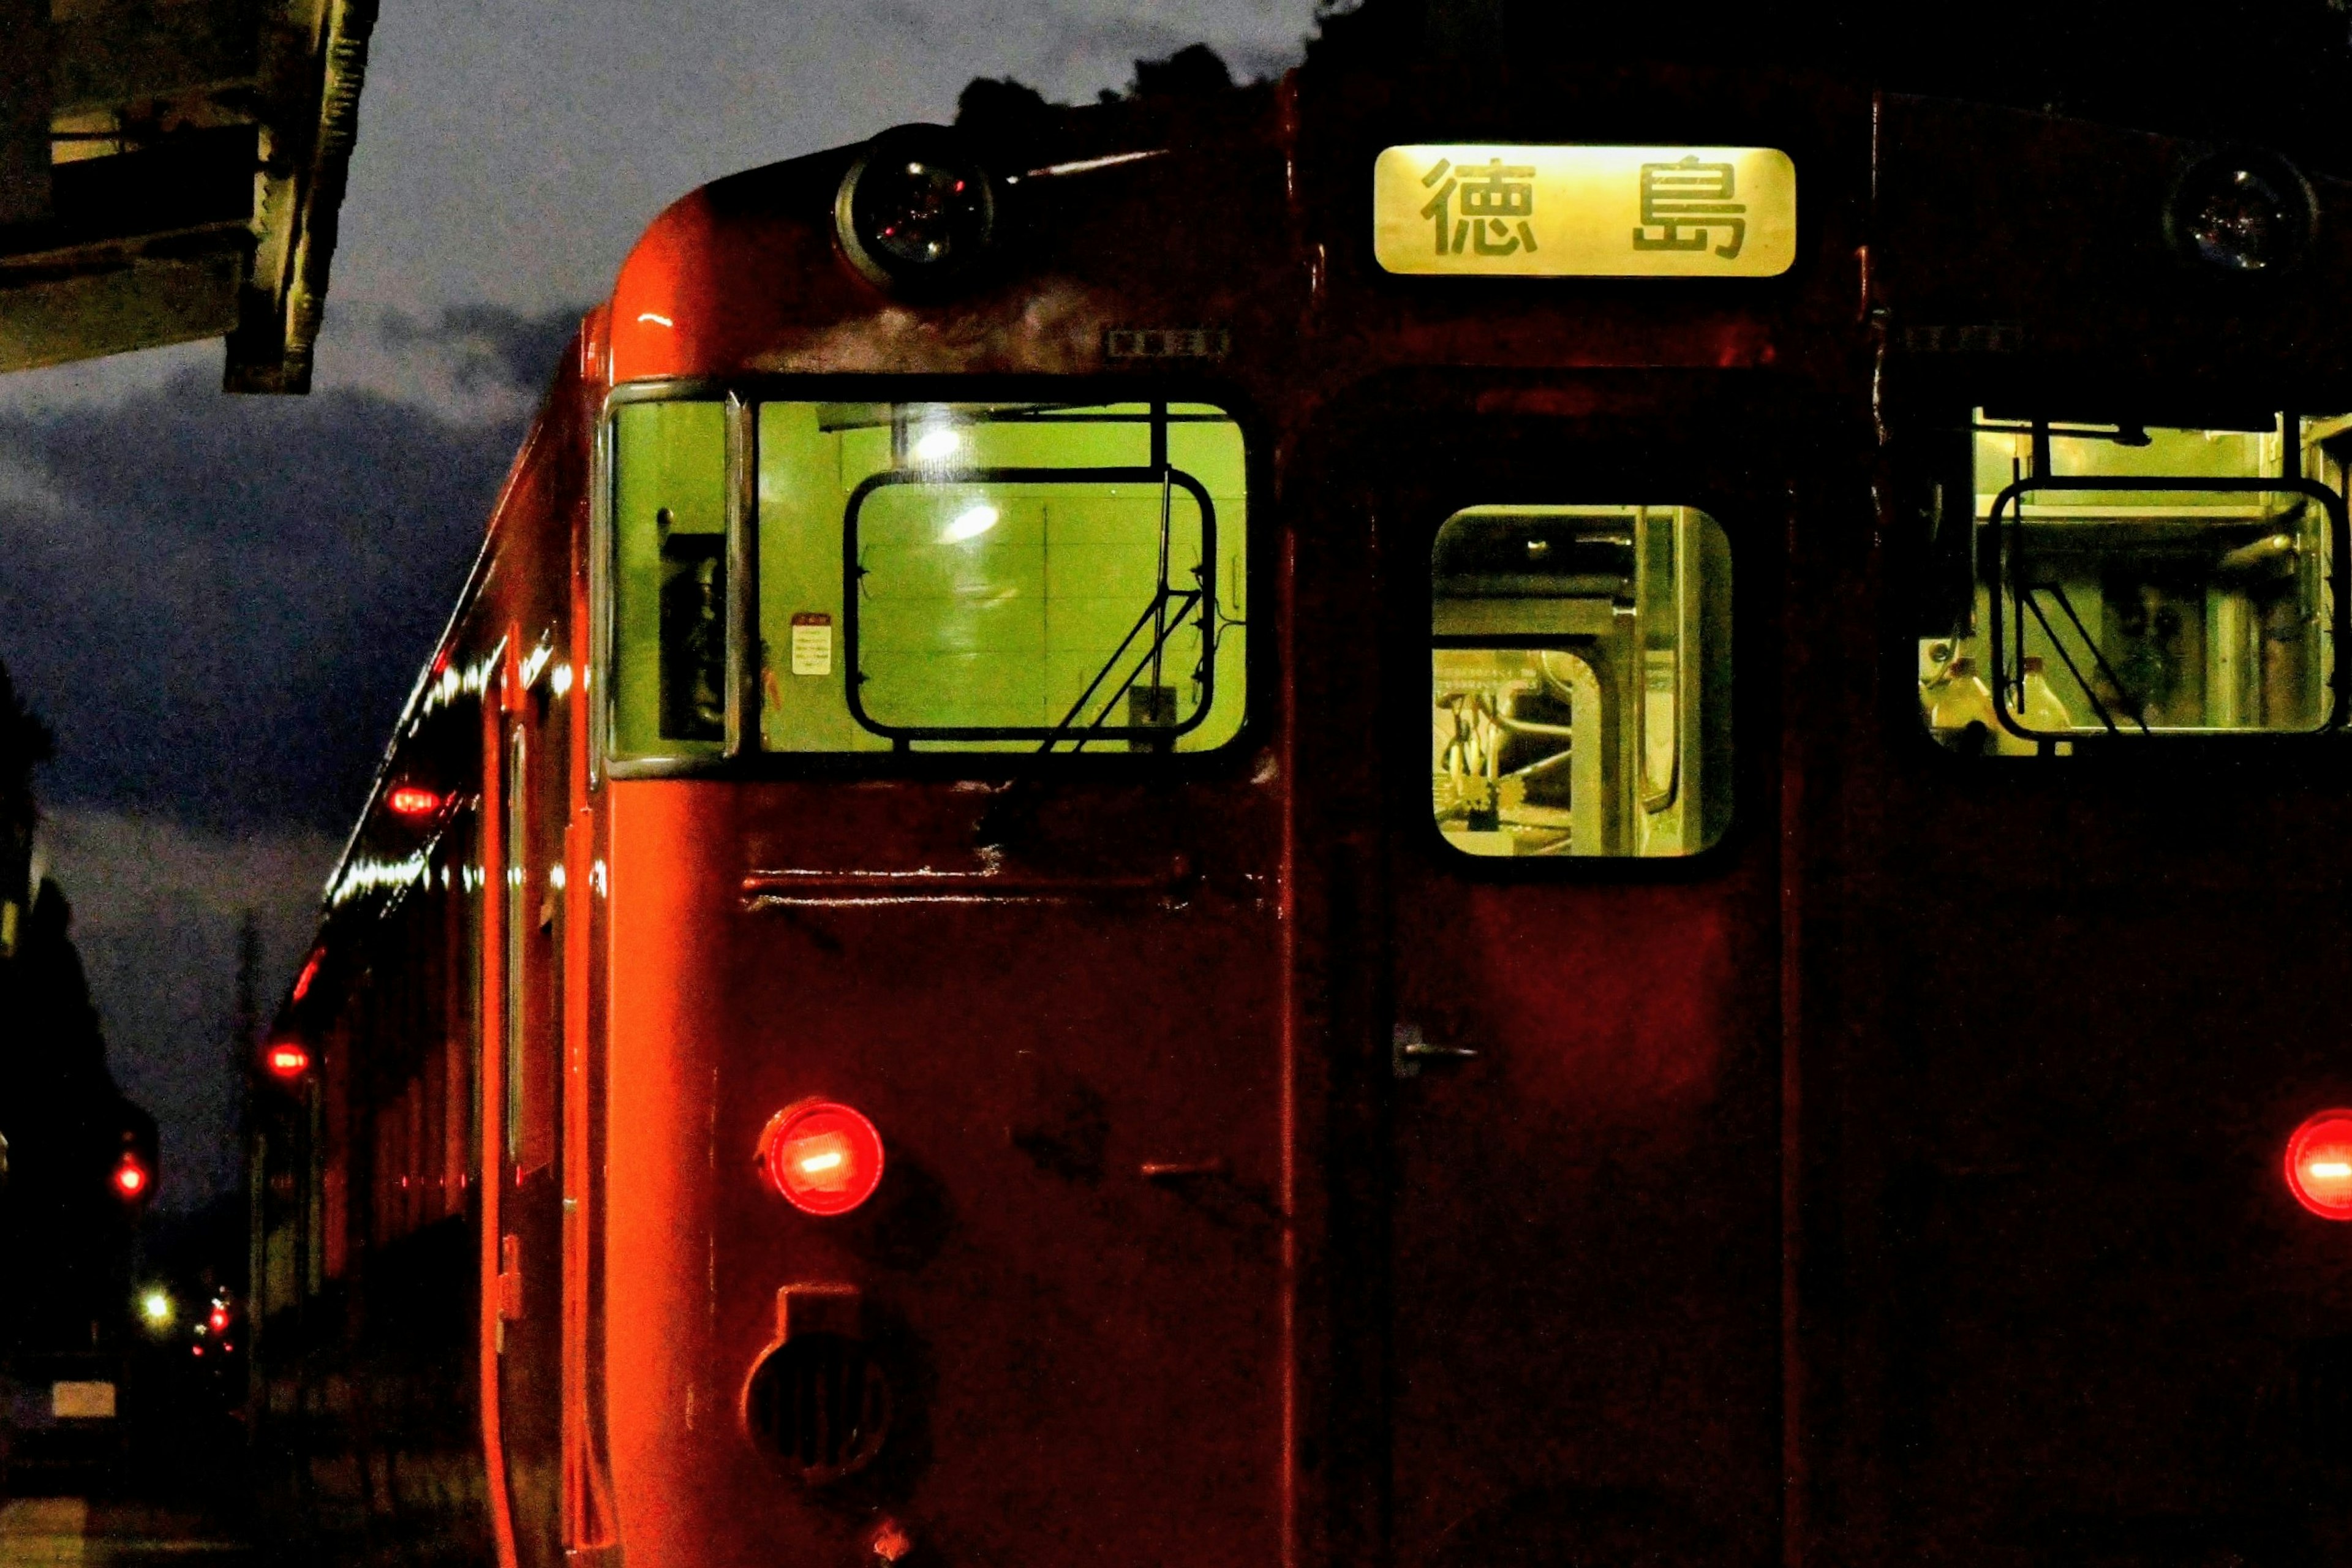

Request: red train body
left=250, top=58, right=2352, bottom=1568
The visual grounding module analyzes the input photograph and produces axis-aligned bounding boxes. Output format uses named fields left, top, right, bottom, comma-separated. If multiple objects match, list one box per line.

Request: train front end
left=589, top=97, right=1297, bottom=1568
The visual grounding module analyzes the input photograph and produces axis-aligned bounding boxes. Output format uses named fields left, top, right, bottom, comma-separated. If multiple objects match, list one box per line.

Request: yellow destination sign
left=1374, top=145, right=1797, bottom=278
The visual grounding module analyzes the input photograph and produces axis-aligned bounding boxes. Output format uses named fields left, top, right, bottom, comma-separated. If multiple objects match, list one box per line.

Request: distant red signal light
left=387, top=785, right=442, bottom=818
left=112, top=1157, right=149, bottom=1199
left=208, top=1307, right=228, bottom=1333
left=2288, top=1110, right=2352, bottom=1219
left=266, top=1042, right=311, bottom=1080
left=758, top=1099, right=885, bottom=1216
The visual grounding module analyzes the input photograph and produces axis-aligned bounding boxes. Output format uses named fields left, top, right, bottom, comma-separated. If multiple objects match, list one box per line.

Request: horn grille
left=745, top=1332, right=891, bottom=1483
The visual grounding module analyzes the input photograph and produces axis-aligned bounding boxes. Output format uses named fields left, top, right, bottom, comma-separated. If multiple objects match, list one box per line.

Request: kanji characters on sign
left=1421, top=157, right=1540, bottom=257
left=1633, top=155, right=1747, bottom=258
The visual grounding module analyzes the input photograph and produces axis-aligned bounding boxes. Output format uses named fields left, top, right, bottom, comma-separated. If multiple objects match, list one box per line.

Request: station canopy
left=0, top=0, right=375, bottom=391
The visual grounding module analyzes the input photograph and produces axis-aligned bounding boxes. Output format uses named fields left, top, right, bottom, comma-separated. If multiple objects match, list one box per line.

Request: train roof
left=600, top=62, right=2352, bottom=409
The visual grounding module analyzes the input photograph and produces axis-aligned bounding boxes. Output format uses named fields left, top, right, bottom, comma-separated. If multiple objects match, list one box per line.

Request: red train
left=251, top=50, right=2352, bottom=1568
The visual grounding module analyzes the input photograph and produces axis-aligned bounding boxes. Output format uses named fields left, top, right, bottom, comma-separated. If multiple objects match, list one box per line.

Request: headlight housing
left=2163, top=148, right=2317, bottom=276
left=834, top=125, right=998, bottom=295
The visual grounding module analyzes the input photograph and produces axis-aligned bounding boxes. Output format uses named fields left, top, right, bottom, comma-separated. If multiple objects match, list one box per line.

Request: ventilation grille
left=745, top=1333, right=891, bottom=1483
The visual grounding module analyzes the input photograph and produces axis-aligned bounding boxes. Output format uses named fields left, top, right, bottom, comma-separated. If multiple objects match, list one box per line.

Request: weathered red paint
left=246, top=58, right=2352, bottom=1568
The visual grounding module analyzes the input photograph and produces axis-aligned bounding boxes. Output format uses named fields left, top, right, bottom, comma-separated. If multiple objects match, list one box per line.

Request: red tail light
left=112, top=1157, right=149, bottom=1199
left=387, top=785, right=442, bottom=818
left=266, top=1042, right=311, bottom=1080
left=2286, top=1109, right=2352, bottom=1219
left=759, top=1099, right=886, bottom=1216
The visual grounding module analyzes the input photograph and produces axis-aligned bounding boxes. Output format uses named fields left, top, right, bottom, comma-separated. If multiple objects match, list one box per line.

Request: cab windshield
left=1921, top=412, right=2350, bottom=751
left=607, top=399, right=1249, bottom=761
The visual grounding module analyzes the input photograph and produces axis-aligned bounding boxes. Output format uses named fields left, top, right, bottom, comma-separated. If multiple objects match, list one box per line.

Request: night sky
left=0, top=0, right=1325, bottom=1210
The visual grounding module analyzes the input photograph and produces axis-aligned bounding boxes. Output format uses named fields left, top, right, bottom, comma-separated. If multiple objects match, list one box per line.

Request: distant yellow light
left=140, top=1289, right=172, bottom=1327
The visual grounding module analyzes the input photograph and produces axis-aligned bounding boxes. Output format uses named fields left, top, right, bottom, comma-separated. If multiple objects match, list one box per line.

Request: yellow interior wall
left=611, top=400, right=726, bottom=760
left=756, top=403, right=1247, bottom=752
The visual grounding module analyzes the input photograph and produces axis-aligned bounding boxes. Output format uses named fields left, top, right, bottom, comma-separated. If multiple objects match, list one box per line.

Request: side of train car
left=248, top=59, right=2352, bottom=1568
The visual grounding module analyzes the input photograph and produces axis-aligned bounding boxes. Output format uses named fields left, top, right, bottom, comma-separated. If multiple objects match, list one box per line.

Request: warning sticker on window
left=790, top=612, right=832, bottom=676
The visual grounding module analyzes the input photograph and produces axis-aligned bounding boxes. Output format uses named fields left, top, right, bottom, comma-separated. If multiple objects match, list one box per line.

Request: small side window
left=611, top=400, right=729, bottom=761
left=1921, top=413, right=2348, bottom=751
left=1431, top=505, right=1732, bottom=859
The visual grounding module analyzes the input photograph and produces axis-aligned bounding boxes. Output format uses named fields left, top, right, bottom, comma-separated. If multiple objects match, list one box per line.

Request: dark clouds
left=0, top=306, right=579, bottom=1211
left=0, top=306, right=581, bottom=835
left=380, top=303, right=584, bottom=396
left=333, top=0, right=1322, bottom=311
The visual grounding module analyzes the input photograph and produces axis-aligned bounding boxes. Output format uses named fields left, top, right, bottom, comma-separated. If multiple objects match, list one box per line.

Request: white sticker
left=790, top=612, right=832, bottom=676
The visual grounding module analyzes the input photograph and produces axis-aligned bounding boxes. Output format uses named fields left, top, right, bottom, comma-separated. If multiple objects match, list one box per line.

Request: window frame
left=840, top=463, right=1224, bottom=747
left=1424, top=502, right=1736, bottom=865
left=1306, top=371, right=1774, bottom=887
left=593, top=376, right=1267, bottom=782
left=1983, top=472, right=2351, bottom=744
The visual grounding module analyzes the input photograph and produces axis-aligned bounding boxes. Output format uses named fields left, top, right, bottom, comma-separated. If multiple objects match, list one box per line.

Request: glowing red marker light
left=292, top=951, right=322, bottom=1001
left=2287, top=1110, right=2352, bottom=1219
left=208, top=1308, right=228, bottom=1333
left=388, top=785, right=442, bottom=818
left=112, top=1158, right=148, bottom=1199
left=265, top=1042, right=311, bottom=1080
left=758, top=1099, right=885, bottom=1216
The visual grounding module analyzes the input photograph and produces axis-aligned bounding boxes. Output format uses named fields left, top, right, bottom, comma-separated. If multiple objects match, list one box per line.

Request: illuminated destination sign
left=1374, top=145, right=1797, bottom=278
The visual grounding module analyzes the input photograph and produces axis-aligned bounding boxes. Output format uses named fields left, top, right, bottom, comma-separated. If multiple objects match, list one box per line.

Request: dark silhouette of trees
left=1303, top=0, right=2352, bottom=172
left=967, top=5, right=2352, bottom=178
left=0, top=658, right=156, bottom=1357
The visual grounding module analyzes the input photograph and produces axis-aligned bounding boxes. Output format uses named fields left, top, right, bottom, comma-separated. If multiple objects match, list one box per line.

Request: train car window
left=1920, top=413, right=2349, bottom=751
left=503, top=722, right=529, bottom=1164
left=610, top=399, right=728, bottom=761
left=1431, top=505, right=1732, bottom=858
left=756, top=401, right=1248, bottom=753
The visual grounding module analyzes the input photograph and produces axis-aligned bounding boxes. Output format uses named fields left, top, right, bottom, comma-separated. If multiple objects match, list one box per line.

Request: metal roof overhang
left=0, top=0, right=377, bottom=391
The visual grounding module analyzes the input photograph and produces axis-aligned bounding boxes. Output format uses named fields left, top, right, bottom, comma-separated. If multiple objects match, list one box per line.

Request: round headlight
left=2165, top=149, right=2316, bottom=276
left=835, top=126, right=998, bottom=295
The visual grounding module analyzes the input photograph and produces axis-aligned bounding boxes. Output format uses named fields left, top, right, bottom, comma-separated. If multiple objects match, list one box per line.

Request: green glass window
left=1920, top=414, right=2349, bottom=752
left=609, top=399, right=729, bottom=762
left=1431, top=505, right=1732, bottom=859
left=758, top=401, right=1246, bottom=753
left=608, top=398, right=1248, bottom=761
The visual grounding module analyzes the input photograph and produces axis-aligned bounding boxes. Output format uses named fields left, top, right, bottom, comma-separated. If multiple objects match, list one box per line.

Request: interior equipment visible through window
left=1919, top=413, right=2350, bottom=752
left=607, top=398, right=1248, bottom=760
left=1430, top=505, right=1732, bottom=859
left=610, top=400, right=729, bottom=760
